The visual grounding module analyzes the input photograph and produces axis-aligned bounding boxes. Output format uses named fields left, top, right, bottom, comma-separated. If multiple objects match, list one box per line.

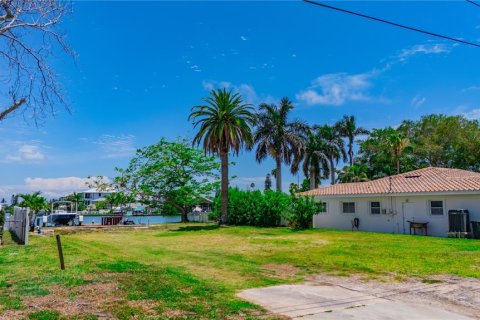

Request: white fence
left=7, top=207, right=29, bottom=245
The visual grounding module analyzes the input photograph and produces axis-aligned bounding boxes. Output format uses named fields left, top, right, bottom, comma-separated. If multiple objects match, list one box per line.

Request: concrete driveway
left=238, top=278, right=477, bottom=319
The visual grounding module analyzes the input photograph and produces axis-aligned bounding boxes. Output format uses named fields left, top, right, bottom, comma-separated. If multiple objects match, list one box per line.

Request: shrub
left=286, top=195, right=318, bottom=229
left=212, top=188, right=290, bottom=227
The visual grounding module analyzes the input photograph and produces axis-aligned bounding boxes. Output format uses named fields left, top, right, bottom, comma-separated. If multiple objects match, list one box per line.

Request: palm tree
left=386, top=131, right=411, bottom=174
left=18, top=191, right=49, bottom=231
left=292, top=129, right=329, bottom=190
left=189, top=88, right=255, bottom=225
left=317, top=124, right=347, bottom=185
left=66, top=192, right=83, bottom=211
left=338, top=165, right=370, bottom=183
left=254, top=97, right=307, bottom=192
left=335, top=115, right=369, bottom=166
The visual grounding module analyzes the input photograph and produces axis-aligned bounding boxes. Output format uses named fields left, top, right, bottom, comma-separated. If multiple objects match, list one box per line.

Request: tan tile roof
left=300, top=167, right=480, bottom=196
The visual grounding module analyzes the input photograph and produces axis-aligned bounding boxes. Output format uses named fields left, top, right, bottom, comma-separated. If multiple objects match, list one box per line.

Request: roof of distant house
left=299, top=167, right=480, bottom=197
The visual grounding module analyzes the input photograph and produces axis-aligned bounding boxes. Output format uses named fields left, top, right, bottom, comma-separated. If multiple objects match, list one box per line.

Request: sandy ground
left=238, top=274, right=480, bottom=319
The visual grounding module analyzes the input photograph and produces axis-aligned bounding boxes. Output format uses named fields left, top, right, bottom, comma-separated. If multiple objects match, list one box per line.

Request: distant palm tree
left=189, top=88, right=255, bottom=225
left=18, top=191, right=49, bottom=231
left=254, top=98, right=308, bottom=192
left=66, top=192, right=83, bottom=211
left=292, top=129, right=329, bottom=190
left=338, top=165, right=370, bottom=183
left=317, top=124, right=347, bottom=185
left=386, top=131, right=411, bottom=174
left=335, top=115, right=369, bottom=166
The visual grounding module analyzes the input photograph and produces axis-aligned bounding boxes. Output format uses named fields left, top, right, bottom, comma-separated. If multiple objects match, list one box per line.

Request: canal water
left=81, top=215, right=181, bottom=225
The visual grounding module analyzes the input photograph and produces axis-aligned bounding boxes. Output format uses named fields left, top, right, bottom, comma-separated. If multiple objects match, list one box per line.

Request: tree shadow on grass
left=174, top=225, right=219, bottom=232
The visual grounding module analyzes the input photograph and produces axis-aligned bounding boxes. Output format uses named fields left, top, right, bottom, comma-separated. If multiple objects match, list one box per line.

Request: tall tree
left=189, top=89, right=255, bottom=225
left=117, top=139, right=220, bottom=223
left=292, top=129, right=329, bottom=190
left=316, top=124, right=347, bottom=185
left=0, top=1, right=72, bottom=122
left=338, top=165, right=370, bottom=183
left=254, top=97, right=307, bottom=192
left=387, top=131, right=411, bottom=174
left=335, top=115, right=369, bottom=166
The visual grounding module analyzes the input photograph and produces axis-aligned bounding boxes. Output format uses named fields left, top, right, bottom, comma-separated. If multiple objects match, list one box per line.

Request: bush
left=212, top=188, right=290, bottom=227
left=286, top=195, right=318, bottom=229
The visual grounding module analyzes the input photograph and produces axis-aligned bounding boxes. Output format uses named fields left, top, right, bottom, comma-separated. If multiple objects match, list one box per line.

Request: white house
left=80, top=188, right=112, bottom=206
left=302, top=167, right=480, bottom=237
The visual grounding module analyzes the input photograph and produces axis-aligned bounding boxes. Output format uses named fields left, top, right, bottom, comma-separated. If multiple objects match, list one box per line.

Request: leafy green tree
left=335, top=115, right=369, bottom=166
left=316, top=124, right=347, bottom=185
left=338, top=165, right=370, bottom=183
left=117, top=138, right=220, bottom=223
left=254, top=97, right=308, bottom=192
left=189, top=89, right=255, bottom=225
left=357, top=127, right=416, bottom=179
left=398, top=114, right=480, bottom=170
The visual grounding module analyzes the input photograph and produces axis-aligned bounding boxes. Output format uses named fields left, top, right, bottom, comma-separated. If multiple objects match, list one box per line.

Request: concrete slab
left=238, top=283, right=474, bottom=319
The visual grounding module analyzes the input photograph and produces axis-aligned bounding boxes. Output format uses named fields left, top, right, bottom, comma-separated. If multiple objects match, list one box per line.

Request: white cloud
left=411, top=95, right=426, bottom=107
left=0, top=176, right=108, bottom=199
left=6, top=144, right=45, bottom=162
left=296, top=71, right=375, bottom=106
left=92, top=134, right=136, bottom=159
left=462, top=108, right=480, bottom=120
left=240, top=35, right=247, bottom=41
left=462, top=85, right=480, bottom=92
left=396, top=43, right=450, bottom=62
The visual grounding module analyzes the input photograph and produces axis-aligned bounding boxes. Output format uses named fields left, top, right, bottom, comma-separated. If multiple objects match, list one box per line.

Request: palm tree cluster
left=189, top=88, right=371, bottom=224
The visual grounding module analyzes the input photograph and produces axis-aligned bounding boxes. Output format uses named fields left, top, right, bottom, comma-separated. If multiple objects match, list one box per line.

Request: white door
left=402, top=203, right=416, bottom=234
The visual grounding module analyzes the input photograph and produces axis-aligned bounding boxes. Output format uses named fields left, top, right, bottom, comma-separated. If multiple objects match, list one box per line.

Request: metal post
left=56, top=234, right=65, bottom=270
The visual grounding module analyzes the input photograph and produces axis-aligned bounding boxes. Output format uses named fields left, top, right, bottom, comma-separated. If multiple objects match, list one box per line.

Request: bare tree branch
left=0, top=0, right=72, bottom=124
left=0, top=97, right=25, bottom=121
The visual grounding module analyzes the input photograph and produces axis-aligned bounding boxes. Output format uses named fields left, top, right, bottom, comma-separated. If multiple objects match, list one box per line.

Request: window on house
left=85, top=193, right=91, bottom=199
left=429, top=200, right=444, bottom=215
left=370, top=202, right=381, bottom=214
left=317, top=202, right=327, bottom=214
left=99, top=193, right=102, bottom=197
left=342, top=202, right=355, bottom=214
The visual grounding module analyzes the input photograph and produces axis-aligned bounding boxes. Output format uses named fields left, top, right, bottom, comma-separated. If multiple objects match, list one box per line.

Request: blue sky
left=1, top=1, right=480, bottom=199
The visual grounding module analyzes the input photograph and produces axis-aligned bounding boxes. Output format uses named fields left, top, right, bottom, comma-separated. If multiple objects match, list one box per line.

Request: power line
left=466, top=0, right=480, bottom=8
left=303, top=0, right=480, bottom=48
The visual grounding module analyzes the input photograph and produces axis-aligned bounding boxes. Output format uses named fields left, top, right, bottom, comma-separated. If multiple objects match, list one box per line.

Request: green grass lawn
left=1, top=224, right=480, bottom=319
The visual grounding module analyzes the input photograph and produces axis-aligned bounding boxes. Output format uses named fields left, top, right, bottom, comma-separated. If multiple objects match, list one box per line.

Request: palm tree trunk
left=310, top=166, right=316, bottom=190
left=275, top=156, right=282, bottom=192
left=349, top=140, right=354, bottom=167
left=329, top=156, right=336, bottom=185
left=396, top=156, right=400, bottom=175
left=220, top=151, right=229, bottom=225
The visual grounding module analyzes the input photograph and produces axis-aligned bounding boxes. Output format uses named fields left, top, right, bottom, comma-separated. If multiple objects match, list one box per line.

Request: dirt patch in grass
left=0, top=278, right=149, bottom=320
left=263, top=264, right=301, bottom=280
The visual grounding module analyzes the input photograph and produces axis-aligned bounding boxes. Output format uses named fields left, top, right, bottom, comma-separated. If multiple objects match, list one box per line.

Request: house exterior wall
left=82, top=191, right=110, bottom=206
left=313, top=193, right=480, bottom=237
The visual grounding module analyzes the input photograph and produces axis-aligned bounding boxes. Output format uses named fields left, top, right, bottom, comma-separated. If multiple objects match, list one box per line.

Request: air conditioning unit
left=381, top=209, right=387, bottom=215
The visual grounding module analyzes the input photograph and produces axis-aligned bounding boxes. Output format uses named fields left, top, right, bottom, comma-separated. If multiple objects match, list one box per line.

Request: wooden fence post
left=56, top=234, right=65, bottom=270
